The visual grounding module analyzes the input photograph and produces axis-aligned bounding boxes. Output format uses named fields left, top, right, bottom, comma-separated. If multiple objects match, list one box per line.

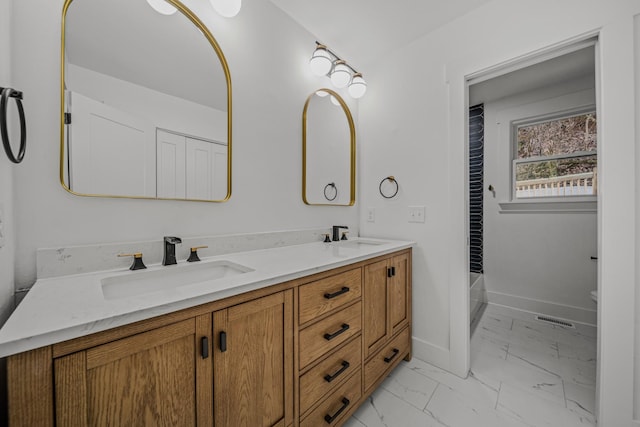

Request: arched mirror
left=302, top=89, right=355, bottom=206
left=60, top=0, right=231, bottom=202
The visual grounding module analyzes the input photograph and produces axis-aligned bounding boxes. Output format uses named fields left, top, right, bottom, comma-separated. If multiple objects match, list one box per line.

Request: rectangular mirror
left=302, top=89, right=355, bottom=206
left=60, top=0, right=232, bottom=202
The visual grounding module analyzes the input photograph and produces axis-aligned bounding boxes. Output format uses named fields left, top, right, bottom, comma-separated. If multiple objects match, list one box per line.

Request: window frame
left=510, top=106, right=597, bottom=203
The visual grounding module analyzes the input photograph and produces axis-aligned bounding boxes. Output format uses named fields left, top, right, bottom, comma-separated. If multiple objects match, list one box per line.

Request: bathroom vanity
left=1, top=239, right=412, bottom=427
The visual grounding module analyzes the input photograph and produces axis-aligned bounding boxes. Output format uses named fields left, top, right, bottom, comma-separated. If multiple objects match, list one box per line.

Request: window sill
left=498, top=199, right=597, bottom=214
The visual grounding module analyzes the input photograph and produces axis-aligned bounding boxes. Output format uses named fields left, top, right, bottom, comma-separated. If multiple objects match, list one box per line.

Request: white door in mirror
left=157, top=130, right=228, bottom=200
left=68, top=92, right=156, bottom=197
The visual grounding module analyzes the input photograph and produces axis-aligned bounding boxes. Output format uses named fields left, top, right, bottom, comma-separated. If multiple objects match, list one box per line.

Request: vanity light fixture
left=310, top=45, right=333, bottom=76
left=330, top=95, right=341, bottom=106
left=330, top=60, right=351, bottom=88
left=146, top=0, right=177, bottom=15
left=209, top=0, right=242, bottom=18
left=348, top=73, right=367, bottom=99
left=309, top=41, right=367, bottom=99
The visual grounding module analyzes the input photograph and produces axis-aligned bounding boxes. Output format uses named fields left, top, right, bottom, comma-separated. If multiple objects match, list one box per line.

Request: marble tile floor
left=344, top=303, right=597, bottom=427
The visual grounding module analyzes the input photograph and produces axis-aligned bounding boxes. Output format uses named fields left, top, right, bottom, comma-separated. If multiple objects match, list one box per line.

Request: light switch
left=408, top=206, right=426, bottom=223
left=367, top=207, right=375, bottom=223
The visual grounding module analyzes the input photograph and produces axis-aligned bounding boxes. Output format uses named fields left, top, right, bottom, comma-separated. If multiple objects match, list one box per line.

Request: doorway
left=466, top=40, right=599, bottom=424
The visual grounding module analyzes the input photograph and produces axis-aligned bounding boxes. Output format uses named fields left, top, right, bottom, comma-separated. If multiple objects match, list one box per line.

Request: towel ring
left=324, top=182, right=337, bottom=201
left=0, top=87, right=26, bottom=164
left=379, top=176, right=399, bottom=199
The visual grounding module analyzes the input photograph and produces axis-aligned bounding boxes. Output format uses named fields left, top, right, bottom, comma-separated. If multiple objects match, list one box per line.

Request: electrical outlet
left=408, top=206, right=426, bottom=223
left=367, top=207, right=375, bottom=222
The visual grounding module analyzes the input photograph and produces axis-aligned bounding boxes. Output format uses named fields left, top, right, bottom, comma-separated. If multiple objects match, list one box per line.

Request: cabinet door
left=364, top=259, right=389, bottom=358
left=389, top=253, right=410, bottom=336
left=54, top=317, right=212, bottom=426
left=213, top=290, right=293, bottom=427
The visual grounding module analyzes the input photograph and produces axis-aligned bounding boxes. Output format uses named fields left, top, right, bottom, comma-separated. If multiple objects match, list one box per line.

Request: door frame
left=446, top=31, right=602, bottom=379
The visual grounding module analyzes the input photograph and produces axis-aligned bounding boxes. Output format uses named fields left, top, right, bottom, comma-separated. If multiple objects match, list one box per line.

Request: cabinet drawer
left=299, top=269, right=362, bottom=325
left=364, top=327, right=410, bottom=392
left=300, top=368, right=361, bottom=427
left=299, top=302, right=362, bottom=369
left=300, top=336, right=362, bottom=415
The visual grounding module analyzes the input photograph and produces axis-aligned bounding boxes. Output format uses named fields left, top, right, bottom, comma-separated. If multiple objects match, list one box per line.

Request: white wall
left=634, top=13, right=640, bottom=423
left=481, top=82, right=597, bottom=325
left=359, top=1, right=639, bottom=425
left=10, top=0, right=358, bottom=289
left=0, top=0, right=15, bottom=326
left=67, top=64, right=228, bottom=143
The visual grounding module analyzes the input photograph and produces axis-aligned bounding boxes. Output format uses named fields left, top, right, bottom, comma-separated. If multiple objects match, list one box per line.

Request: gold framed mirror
left=60, top=0, right=232, bottom=202
left=302, top=89, right=356, bottom=206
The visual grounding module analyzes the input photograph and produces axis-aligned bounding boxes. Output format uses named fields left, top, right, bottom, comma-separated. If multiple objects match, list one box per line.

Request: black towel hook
left=0, top=87, right=26, bottom=164
left=324, top=182, right=337, bottom=201
left=379, top=176, right=399, bottom=199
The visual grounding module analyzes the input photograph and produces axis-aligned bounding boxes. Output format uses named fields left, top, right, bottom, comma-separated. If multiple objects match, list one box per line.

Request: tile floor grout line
left=495, top=381, right=503, bottom=410
left=424, top=376, right=440, bottom=411
left=561, top=379, right=568, bottom=409
left=423, top=381, right=440, bottom=412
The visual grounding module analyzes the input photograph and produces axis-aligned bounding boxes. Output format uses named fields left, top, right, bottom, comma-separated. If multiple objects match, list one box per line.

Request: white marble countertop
left=0, top=238, right=413, bottom=357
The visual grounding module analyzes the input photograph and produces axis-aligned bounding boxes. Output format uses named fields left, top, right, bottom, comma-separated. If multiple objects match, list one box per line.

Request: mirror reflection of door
left=61, top=0, right=231, bottom=201
left=67, top=91, right=156, bottom=197
left=156, top=129, right=227, bottom=200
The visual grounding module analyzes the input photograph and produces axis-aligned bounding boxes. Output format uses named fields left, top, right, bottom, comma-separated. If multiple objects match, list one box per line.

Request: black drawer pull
left=387, top=267, right=392, bottom=278
left=384, top=348, right=400, bottom=363
left=324, top=286, right=350, bottom=299
left=391, top=266, right=396, bottom=276
left=324, top=397, right=350, bottom=424
left=324, top=324, right=350, bottom=341
left=324, top=361, right=350, bottom=383
left=220, top=331, right=227, bottom=352
left=201, top=337, right=209, bottom=359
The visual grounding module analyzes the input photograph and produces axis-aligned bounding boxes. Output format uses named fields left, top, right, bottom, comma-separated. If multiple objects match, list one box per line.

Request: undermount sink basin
left=334, top=239, right=384, bottom=249
left=101, top=260, right=254, bottom=300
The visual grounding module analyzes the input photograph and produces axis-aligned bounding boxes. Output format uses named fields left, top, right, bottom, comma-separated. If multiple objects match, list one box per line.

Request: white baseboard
left=411, top=336, right=452, bottom=374
left=486, top=290, right=597, bottom=326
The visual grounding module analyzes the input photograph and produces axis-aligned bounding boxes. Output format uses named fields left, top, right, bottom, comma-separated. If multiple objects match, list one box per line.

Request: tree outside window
left=513, top=111, right=597, bottom=199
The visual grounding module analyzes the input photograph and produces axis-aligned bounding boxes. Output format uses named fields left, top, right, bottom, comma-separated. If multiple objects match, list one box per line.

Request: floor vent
left=535, top=315, right=575, bottom=328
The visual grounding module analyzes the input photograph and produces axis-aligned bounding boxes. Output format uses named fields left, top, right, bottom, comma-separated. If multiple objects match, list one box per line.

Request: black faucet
left=332, top=226, right=348, bottom=242
left=163, top=236, right=182, bottom=265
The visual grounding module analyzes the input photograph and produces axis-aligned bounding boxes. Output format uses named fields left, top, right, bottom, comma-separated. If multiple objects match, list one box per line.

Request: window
left=513, top=110, right=597, bottom=199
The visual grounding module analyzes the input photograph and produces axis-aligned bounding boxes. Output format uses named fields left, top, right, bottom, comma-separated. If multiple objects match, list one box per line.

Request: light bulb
left=330, top=60, right=351, bottom=88
left=348, top=73, right=367, bottom=98
left=330, top=96, right=341, bottom=106
left=309, top=46, right=332, bottom=76
left=315, top=90, right=329, bottom=97
left=209, top=0, right=241, bottom=17
left=146, top=0, right=177, bottom=15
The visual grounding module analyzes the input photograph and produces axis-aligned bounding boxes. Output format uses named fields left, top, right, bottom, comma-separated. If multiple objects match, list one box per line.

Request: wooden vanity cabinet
left=213, top=290, right=293, bottom=427
left=53, top=317, right=212, bottom=426
left=363, top=252, right=410, bottom=358
left=363, top=252, right=411, bottom=393
left=6, top=248, right=411, bottom=427
left=51, top=289, right=293, bottom=427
